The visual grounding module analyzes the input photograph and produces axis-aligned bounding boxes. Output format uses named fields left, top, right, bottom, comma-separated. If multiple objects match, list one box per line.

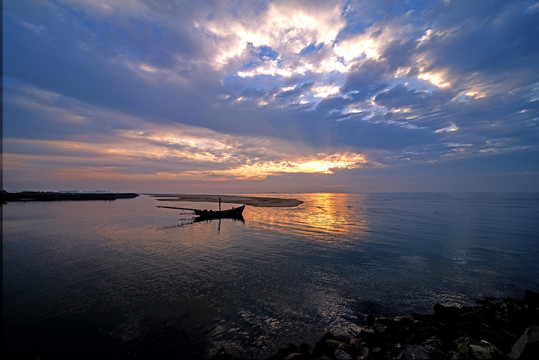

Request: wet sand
left=148, top=194, right=303, bottom=207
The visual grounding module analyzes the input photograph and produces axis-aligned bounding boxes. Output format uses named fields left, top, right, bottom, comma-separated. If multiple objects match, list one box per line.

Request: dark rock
left=373, top=323, right=388, bottom=335
left=361, top=346, right=370, bottom=358
left=524, top=290, right=539, bottom=305
left=413, top=312, right=437, bottom=322
left=433, top=304, right=461, bottom=324
left=529, top=306, right=539, bottom=325
left=334, top=348, right=352, bottom=360
left=394, top=316, right=414, bottom=327
left=476, top=298, right=496, bottom=307
left=325, top=339, right=347, bottom=349
left=412, top=325, right=442, bottom=345
left=376, top=317, right=395, bottom=325
left=510, top=325, right=539, bottom=360
left=422, top=337, right=446, bottom=353
left=211, top=347, right=232, bottom=360
left=312, top=332, right=338, bottom=358
left=282, top=353, right=307, bottom=360
left=299, top=342, right=311, bottom=355
left=357, top=328, right=375, bottom=342
left=334, top=334, right=351, bottom=344
left=455, top=337, right=505, bottom=360
left=266, top=291, right=538, bottom=360
left=461, top=308, right=490, bottom=325
left=396, top=344, right=431, bottom=360
left=269, top=343, right=300, bottom=360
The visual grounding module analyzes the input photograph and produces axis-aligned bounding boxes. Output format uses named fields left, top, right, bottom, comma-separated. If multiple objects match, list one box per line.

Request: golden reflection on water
left=247, top=193, right=368, bottom=248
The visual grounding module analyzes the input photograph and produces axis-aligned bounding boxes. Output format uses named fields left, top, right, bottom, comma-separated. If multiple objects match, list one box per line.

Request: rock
left=413, top=312, right=437, bottom=322
left=269, top=343, right=300, bottom=360
left=510, top=325, right=539, bottom=360
left=299, top=342, right=311, bottom=355
left=469, top=342, right=504, bottom=360
left=362, top=347, right=369, bottom=358
left=422, top=337, right=447, bottom=360
left=211, top=346, right=232, bottom=360
left=376, top=317, right=396, bottom=325
left=374, top=323, right=388, bottom=334
left=266, top=290, right=538, bottom=360
left=456, top=337, right=505, bottom=360
left=433, top=304, right=461, bottom=324
left=524, top=290, right=539, bottom=305
left=282, top=353, right=306, bottom=360
left=529, top=307, right=539, bottom=326
left=394, top=316, right=414, bottom=327
left=396, top=344, right=431, bottom=360
left=325, top=339, right=347, bottom=350
left=396, top=337, right=448, bottom=360
left=334, top=348, right=352, bottom=360
left=313, top=332, right=339, bottom=358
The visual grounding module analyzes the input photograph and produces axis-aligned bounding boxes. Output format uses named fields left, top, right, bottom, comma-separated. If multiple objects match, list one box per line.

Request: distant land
left=1, top=190, right=139, bottom=203
left=149, top=193, right=304, bottom=207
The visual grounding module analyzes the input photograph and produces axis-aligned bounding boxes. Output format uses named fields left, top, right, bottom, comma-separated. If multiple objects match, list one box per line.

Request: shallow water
left=3, top=193, right=539, bottom=359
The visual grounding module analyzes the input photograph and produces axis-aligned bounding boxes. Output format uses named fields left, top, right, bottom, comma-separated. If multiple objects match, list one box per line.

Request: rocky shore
left=213, top=290, right=539, bottom=360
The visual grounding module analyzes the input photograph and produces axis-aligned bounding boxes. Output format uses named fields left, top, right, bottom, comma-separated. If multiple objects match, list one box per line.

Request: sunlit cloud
left=417, top=68, right=451, bottom=89
left=312, top=84, right=341, bottom=98
left=4, top=113, right=368, bottom=183
left=236, top=60, right=308, bottom=78
left=434, top=123, right=459, bottom=133
left=139, top=63, right=158, bottom=73
left=334, top=29, right=388, bottom=62
left=187, top=153, right=367, bottom=180
left=197, top=1, right=345, bottom=69
left=464, top=90, right=487, bottom=100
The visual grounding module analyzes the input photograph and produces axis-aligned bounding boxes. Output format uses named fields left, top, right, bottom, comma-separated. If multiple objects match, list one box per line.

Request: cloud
left=3, top=78, right=367, bottom=185
left=3, top=0, right=539, bottom=191
left=196, top=0, right=345, bottom=68
left=434, top=123, right=459, bottom=134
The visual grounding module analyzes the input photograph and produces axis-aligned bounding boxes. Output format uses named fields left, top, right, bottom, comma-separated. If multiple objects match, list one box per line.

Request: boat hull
left=193, top=205, right=245, bottom=220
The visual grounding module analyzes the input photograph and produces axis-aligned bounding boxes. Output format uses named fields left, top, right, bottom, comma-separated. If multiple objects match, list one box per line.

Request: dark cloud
left=374, top=85, right=428, bottom=109
left=420, top=0, right=539, bottom=86
left=342, top=59, right=390, bottom=96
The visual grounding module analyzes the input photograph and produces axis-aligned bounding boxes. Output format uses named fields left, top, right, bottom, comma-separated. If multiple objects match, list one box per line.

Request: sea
left=3, top=193, right=539, bottom=359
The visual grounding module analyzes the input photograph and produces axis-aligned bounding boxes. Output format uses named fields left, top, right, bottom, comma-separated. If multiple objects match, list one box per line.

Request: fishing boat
left=193, top=205, right=245, bottom=220
left=157, top=204, right=245, bottom=220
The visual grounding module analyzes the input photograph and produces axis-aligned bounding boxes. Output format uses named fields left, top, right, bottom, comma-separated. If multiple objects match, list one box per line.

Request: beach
left=148, top=193, right=304, bottom=207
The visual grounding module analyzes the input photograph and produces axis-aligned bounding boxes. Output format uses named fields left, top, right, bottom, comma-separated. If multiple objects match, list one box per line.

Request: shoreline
left=148, top=193, right=304, bottom=207
left=1, top=191, right=139, bottom=203
left=213, top=290, right=539, bottom=360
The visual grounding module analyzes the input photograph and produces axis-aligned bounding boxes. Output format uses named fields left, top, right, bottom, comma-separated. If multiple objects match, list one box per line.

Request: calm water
left=3, top=193, right=539, bottom=359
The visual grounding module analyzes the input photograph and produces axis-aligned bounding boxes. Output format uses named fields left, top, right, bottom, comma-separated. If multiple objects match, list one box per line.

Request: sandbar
left=148, top=194, right=303, bottom=207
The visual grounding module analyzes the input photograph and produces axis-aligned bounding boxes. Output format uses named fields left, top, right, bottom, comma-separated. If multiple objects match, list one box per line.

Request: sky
left=3, top=0, right=539, bottom=193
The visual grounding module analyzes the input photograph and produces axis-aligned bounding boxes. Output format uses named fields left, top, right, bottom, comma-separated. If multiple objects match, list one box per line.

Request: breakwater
left=213, top=290, right=539, bottom=360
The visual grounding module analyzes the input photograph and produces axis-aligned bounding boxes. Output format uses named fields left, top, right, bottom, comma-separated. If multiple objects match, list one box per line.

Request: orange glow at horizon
left=190, top=153, right=367, bottom=179
left=3, top=135, right=367, bottom=184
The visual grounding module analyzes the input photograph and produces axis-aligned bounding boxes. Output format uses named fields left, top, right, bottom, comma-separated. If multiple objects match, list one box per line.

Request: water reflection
left=245, top=193, right=368, bottom=249
left=5, top=193, right=538, bottom=359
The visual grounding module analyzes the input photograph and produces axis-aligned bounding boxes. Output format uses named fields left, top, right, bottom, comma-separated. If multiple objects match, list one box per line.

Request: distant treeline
left=2, top=190, right=139, bottom=203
